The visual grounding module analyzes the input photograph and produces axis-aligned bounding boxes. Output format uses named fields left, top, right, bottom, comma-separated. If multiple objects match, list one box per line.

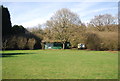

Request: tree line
left=28, top=8, right=118, bottom=50
left=2, top=6, right=118, bottom=50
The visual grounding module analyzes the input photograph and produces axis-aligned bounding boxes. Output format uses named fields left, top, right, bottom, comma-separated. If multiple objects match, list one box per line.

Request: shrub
left=84, top=31, right=118, bottom=51
left=2, top=35, right=18, bottom=50
left=16, top=36, right=27, bottom=49
left=85, top=32, right=101, bottom=50
left=26, top=38, right=36, bottom=50
left=97, top=32, right=118, bottom=51
left=2, top=34, right=41, bottom=50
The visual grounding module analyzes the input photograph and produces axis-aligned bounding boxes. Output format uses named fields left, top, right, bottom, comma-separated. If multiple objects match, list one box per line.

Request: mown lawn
left=2, top=50, right=118, bottom=79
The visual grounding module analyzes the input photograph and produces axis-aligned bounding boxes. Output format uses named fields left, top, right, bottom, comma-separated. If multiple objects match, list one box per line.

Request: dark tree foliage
left=11, top=25, right=26, bottom=34
left=2, top=5, right=12, bottom=36
left=2, top=33, right=42, bottom=50
left=2, top=6, right=42, bottom=50
left=3, top=25, right=42, bottom=50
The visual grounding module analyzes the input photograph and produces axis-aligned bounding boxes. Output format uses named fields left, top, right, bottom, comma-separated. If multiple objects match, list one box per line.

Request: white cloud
left=80, top=7, right=118, bottom=24
left=15, top=12, right=54, bottom=28
left=71, top=2, right=98, bottom=12
left=9, top=3, right=57, bottom=28
left=91, top=7, right=118, bottom=13
left=71, top=2, right=117, bottom=17
left=18, top=18, right=46, bottom=28
left=80, top=7, right=117, bottom=17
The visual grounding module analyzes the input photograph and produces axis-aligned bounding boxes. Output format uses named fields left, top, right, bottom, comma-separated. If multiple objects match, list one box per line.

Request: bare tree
left=89, top=14, right=116, bottom=31
left=45, top=8, right=82, bottom=49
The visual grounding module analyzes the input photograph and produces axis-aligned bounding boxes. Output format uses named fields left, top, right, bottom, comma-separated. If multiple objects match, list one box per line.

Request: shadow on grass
left=0, top=53, right=35, bottom=57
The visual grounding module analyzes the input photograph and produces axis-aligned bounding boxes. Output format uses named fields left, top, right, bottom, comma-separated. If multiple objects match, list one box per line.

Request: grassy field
left=2, top=49, right=118, bottom=79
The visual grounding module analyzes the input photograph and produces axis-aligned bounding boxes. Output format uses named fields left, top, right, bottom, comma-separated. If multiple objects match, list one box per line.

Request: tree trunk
left=63, top=43, right=65, bottom=49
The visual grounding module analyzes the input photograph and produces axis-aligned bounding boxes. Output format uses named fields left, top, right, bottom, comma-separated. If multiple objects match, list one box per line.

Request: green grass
left=2, top=49, right=118, bottom=79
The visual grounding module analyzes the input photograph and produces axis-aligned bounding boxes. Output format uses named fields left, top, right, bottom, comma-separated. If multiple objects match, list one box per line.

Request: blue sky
left=2, top=2, right=118, bottom=28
